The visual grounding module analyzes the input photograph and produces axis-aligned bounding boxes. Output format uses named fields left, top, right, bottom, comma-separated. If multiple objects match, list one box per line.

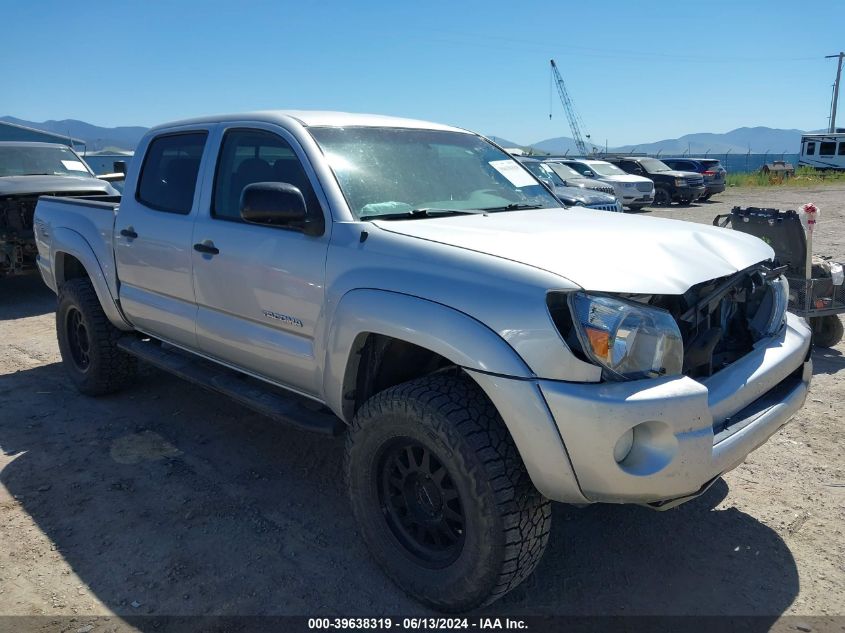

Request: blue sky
left=3, top=0, right=841, bottom=145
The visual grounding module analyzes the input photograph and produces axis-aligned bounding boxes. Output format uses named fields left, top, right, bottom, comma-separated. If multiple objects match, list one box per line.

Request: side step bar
left=117, top=337, right=345, bottom=436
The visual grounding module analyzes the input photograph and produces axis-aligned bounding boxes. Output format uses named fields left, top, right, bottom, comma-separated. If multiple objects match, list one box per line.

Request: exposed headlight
left=674, top=177, right=686, bottom=186
left=569, top=292, right=684, bottom=380
left=750, top=276, right=789, bottom=337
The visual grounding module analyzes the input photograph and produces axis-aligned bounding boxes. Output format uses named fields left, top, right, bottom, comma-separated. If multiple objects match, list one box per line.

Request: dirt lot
left=0, top=185, right=843, bottom=622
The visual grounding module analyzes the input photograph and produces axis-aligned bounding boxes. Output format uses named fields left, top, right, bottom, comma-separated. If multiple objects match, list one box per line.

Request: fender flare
left=51, top=227, right=133, bottom=330
left=322, top=288, right=532, bottom=419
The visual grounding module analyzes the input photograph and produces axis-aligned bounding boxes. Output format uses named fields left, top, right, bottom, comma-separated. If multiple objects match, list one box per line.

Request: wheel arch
left=323, top=289, right=532, bottom=422
left=51, top=228, right=133, bottom=331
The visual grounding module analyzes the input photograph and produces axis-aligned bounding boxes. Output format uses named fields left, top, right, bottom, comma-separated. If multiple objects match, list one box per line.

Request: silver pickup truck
left=33, top=111, right=812, bottom=611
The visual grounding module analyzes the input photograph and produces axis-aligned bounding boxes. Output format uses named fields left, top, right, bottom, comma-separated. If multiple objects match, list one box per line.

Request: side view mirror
left=240, top=182, right=322, bottom=236
left=113, top=160, right=127, bottom=174
left=583, top=170, right=595, bottom=177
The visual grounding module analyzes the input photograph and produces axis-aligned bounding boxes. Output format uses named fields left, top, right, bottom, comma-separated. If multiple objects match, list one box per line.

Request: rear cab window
left=137, top=132, right=207, bottom=214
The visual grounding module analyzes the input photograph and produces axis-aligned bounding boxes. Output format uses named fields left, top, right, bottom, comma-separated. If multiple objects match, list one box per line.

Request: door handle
left=193, top=241, right=220, bottom=255
left=120, top=227, right=138, bottom=239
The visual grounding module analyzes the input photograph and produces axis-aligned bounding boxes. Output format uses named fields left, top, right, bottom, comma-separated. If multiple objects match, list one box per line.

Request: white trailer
left=798, top=132, right=845, bottom=170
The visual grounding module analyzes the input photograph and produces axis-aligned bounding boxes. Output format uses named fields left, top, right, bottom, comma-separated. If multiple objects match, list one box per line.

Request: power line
left=825, top=52, right=844, bottom=132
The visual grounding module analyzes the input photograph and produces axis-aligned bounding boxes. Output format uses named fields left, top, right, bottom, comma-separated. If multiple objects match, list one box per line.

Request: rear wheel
left=56, top=278, right=137, bottom=395
left=346, top=373, right=551, bottom=611
left=811, top=315, right=844, bottom=348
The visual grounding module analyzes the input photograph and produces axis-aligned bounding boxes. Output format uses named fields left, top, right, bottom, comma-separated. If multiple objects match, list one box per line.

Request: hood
left=373, top=208, right=774, bottom=294
left=597, top=173, right=652, bottom=184
left=553, top=186, right=616, bottom=205
left=654, top=170, right=700, bottom=179
left=569, top=177, right=611, bottom=191
left=0, top=175, right=116, bottom=197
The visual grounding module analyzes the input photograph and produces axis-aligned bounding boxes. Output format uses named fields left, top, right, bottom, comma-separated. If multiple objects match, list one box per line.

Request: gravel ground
left=0, top=185, right=843, bottom=623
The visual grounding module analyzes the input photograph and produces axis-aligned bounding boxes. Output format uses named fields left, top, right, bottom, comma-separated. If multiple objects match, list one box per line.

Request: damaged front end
left=0, top=194, right=41, bottom=275
left=0, top=191, right=105, bottom=275
left=549, top=262, right=790, bottom=382
left=649, top=264, right=789, bottom=379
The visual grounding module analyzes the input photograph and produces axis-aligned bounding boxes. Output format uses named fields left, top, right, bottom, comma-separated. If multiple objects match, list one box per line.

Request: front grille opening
left=650, top=266, right=781, bottom=379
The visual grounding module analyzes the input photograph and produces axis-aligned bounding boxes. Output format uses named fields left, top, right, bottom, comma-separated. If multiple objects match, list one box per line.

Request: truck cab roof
left=150, top=110, right=470, bottom=134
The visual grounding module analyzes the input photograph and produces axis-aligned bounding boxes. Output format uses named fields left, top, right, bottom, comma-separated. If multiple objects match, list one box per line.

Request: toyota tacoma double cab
left=0, top=141, right=118, bottom=275
left=34, top=111, right=812, bottom=612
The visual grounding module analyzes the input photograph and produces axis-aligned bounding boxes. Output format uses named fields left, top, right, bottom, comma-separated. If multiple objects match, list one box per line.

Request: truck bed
left=33, top=195, right=122, bottom=296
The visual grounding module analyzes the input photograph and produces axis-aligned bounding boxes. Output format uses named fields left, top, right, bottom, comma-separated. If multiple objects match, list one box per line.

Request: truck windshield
left=0, top=145, right=93, bottom=178
left=308, top=127, right=559, bottom=219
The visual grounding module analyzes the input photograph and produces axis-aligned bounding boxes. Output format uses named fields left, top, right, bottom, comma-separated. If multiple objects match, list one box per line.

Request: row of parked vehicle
left=514, top=153, right=727, bottom=212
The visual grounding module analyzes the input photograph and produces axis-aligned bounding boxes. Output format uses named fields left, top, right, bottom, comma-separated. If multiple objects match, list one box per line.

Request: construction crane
left=549, top=59, right=590, bottom=156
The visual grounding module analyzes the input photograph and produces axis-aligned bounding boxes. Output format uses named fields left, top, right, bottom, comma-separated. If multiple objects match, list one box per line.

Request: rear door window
left=137, top=132, right=207, bottom=214
left=820, top=142, right=836, bottom=156
left=839, top=142, right=845, bottom=156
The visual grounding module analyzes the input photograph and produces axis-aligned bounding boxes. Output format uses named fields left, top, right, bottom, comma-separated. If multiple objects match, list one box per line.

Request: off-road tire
left=345, top=372, right=551, bottom=612
left=56, top=278, right=137, bottom=396
left=812, top=315, right=844, bottom=348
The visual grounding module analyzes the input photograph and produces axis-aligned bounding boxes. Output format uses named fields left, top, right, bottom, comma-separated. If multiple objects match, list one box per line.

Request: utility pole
left=826, top=52, right=844, bottom=132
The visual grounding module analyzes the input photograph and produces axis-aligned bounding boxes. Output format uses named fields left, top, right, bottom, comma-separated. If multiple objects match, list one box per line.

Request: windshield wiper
left=370, top=208, right=485, bottom=221
left=478, top=203, right=544, bottom=212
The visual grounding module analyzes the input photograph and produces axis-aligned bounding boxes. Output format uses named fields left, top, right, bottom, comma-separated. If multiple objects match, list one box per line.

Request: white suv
left=562, top=158, right=655, bottom=210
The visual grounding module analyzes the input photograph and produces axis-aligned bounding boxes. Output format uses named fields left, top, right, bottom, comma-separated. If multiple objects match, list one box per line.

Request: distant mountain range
left=493, top=126, right=808, bottom=156
left=1, top=116, right=148, bottom=152
left=2, top=115, right=809, bottom=156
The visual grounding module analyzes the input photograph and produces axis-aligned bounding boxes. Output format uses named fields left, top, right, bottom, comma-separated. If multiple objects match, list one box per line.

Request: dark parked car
left=0, top=142, right=118, bottom=275
left=661, top=158, right=726, bottom=199
left=604, top=157, right=705, bottom=206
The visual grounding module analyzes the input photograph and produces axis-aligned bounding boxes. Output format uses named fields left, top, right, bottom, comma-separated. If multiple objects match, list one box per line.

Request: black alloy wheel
left=377, top=438, right=465, bottom=567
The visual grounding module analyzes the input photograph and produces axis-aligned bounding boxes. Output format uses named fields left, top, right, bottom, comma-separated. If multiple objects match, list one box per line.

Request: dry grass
left=726, top=166, right=845, bottom=188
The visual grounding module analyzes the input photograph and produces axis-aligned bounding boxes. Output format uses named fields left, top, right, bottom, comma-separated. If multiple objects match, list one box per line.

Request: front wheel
left=345, top=373, right=551, bottom=612
left=654, top=188, right=672, bottom=206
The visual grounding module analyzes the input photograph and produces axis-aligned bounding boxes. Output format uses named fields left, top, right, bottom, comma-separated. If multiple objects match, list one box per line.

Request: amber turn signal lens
left=585, top=326, right=610, bottom=361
